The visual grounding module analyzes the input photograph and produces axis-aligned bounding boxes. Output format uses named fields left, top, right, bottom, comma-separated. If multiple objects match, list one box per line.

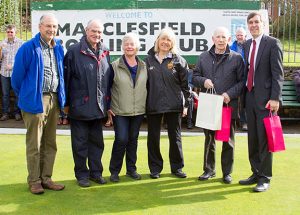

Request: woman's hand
left=105, top=109, right=115, bottom=127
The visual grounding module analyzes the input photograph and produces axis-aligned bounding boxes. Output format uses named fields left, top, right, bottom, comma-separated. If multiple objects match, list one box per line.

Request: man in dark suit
left=239, top=12, right=284, bottom=192
left=193, top=27, right=244, bottom=184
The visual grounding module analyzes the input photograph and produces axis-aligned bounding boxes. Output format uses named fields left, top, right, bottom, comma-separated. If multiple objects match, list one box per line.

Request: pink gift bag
left=263, top=112, right=285, bottom=152
left=215, top=106, right=232, bottom=142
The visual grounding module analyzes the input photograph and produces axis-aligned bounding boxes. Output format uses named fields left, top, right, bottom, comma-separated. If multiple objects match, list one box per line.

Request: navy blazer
left=243, top=34, right=284, bottom=110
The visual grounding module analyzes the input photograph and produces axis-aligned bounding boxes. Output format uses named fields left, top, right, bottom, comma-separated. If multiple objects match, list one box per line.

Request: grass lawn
left=0, top=134, right=299, bottom=215
left=283, top=52, right=300, bottom=67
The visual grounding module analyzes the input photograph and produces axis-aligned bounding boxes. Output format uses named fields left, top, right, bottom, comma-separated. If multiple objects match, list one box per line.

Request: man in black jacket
left=64, top=19, right=112, bottom=187
left=193, top=27, right=244, bottom=184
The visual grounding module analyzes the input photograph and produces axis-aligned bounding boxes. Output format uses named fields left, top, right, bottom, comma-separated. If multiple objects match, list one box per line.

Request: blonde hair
left=154, top=27, right=178, bottom=54
left=122, top=32, right=141, bottom=51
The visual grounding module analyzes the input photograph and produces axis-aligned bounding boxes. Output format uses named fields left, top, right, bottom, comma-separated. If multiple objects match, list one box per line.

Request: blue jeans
left=109, top=114, right=144, bottom=174
left=1, top=75, right=19, bottom=114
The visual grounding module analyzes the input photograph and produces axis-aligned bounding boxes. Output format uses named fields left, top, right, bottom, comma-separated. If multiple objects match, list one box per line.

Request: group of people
left=9, top=11, right=283, bottom=195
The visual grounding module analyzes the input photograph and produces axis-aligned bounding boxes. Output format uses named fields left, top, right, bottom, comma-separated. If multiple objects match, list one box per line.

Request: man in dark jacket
left=64, top=19, right=111, bottom=187
left=239, top=12, right=284, bottom=192
left=193, top=27, right=244, bottom=184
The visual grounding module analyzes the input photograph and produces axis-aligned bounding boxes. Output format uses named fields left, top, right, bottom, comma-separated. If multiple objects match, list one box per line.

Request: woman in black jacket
left=144, top=27, right=191, bottom=179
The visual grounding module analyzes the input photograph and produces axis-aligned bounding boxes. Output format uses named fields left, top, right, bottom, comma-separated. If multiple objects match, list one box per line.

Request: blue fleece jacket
left=11, top=33, right=65, bottom=114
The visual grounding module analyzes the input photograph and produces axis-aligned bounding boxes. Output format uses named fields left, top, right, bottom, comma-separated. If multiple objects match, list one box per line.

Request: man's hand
left=265, top=100, right=280, bottom=113
left=64, top=106, right=69, bottom=114
left=204, top=79, right=214, bottom=89
left=182, top=107, right=188, bottom=117
left=222, top=92, right=231, bottom=104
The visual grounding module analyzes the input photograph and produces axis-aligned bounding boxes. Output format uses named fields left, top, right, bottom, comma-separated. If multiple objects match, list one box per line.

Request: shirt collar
left=40, top=37, right=55, bottom=48
left=4, top=37, right=17, bottom=44
left=252, top=33, right=263, bottom=44
left=155, top=52, right=173, bottom=60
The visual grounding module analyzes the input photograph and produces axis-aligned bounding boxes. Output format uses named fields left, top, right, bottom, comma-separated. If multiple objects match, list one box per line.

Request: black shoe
left=77, top=178, right=90, bottom=187
left=126, top=171, right=141, bottom=180
left=15, top=113, right=22, bottom=121
left=110, top=174, right=120, bottom=182
left=239, top=174, right=258, bottom=185
left=90, top=176, right=107, bottom=184
left=187, top=122, right=194, bottom=129
left=198, top=172, right=216, bottom=181
left=0, top=114, right=9, bottom=121
left=223, top=174, right=232, bottom=184
left=150, top=172, right=160, bottom=179
left=253, top=182, right=270, bottom=192
left=242, top=123, right=248, bottom=131
left=172, top=169, right=187, bottom=178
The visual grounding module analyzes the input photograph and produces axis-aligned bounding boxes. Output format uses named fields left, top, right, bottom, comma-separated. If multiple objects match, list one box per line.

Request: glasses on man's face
left=6, top=31, right=14, bottom=34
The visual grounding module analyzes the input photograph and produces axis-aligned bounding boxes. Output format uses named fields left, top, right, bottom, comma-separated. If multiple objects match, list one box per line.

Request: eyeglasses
left=6, top=31, right=14, bottom=34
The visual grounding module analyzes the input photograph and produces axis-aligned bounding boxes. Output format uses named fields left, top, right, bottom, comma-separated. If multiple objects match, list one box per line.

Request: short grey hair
left=39, top=13, right=58, bottom=24
left=122, top=32, right=141, bottom=51
left=213, top=26, right=230, bottom=38
left=86, top=19, right=103, bottom=31
left=235, top=27, right=246, bottom=35
left=154, top=27, right=178, bottom=54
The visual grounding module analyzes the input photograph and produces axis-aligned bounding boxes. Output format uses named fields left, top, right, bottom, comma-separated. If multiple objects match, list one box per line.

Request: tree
left=0, top=0, right=21, bottom=32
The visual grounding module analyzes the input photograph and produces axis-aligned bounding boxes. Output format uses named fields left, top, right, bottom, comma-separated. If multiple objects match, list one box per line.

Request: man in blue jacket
left=230, top=27, right=248, bottom=131
left=12, top=13, right=66, bottom=195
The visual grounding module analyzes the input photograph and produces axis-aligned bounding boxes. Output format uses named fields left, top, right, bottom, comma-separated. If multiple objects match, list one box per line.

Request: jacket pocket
left=70, top=90, right=88, bottom=107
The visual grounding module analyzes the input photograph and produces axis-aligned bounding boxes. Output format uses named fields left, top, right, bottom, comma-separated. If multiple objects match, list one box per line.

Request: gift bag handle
left=205, top=87, right=217, bottom=95
left=268, top=110, right=278, bottom=118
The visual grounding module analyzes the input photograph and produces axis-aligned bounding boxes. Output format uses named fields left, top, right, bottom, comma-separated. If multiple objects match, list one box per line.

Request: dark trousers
left=1, top=75, right=19, bottom=114
left=246, top=91, right=272, bottom=182
left=203, top=120, right=235, bottom=176
left=109, top=114, right=144, bottom=175
left=70, top=118, right=104, bottom=180
left=187, top=98, right=194, bottom=125
left=147, top=112, right=184, bottom=174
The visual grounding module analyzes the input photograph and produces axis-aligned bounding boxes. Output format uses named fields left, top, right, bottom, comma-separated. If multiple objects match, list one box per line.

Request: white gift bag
left=195, top=89, right=224, bottom=130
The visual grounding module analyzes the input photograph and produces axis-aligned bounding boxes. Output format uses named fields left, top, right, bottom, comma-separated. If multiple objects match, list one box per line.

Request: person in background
left=193, top=27, right=244, bottom=184
left=186, top=69, right=195, bottom=129
left=293, top=70, right=300, bottom=102
left=64, top=19, right=111, bottom=187
left=239, top=12, right=284, bottom=192
left=230, top=27, right=248, bottom=131
left=11, top=13, right=66, bottom=194
left=0, top=24, right=23, bottom=121
left=107, top=32, right=147, bottom=182
left=145, top=27, right=191, bottom=179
